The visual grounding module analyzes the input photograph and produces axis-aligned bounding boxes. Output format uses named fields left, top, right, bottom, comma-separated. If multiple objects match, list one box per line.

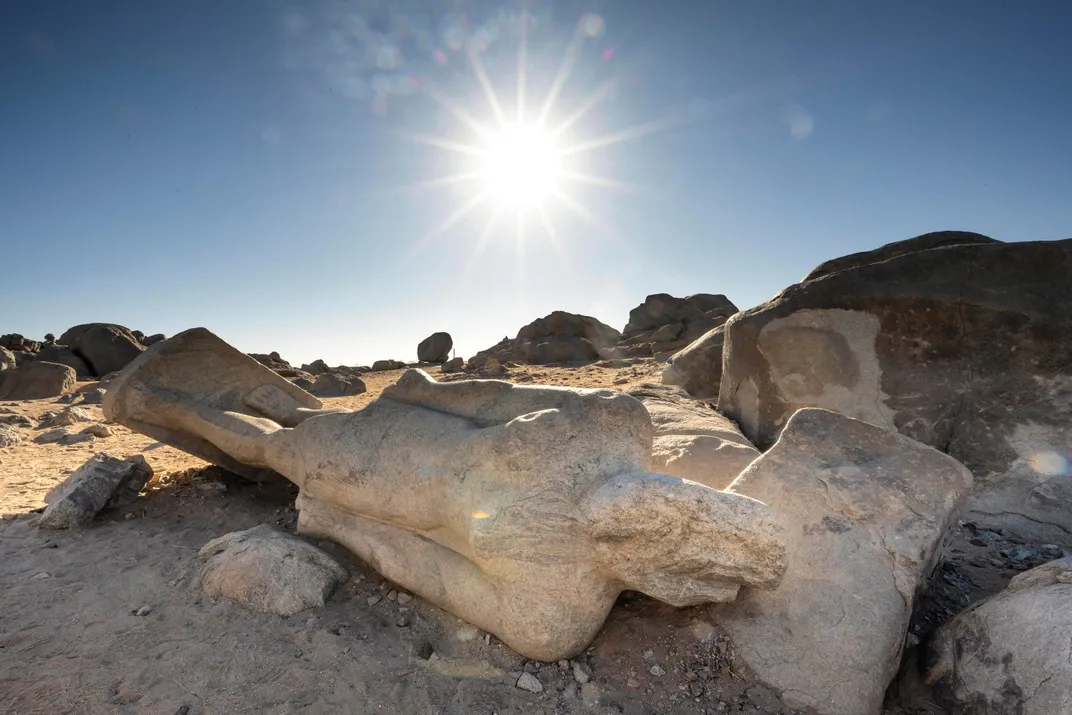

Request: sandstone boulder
left=35, top=345, right=92, bottom=378
left=924, top=556, right=1072, bottom=715
left=39, top=406, right=95, bottom=428
left=38, top=453, right=154, bottom=529
left=626, top=384, right=757, bottom=489
left=661, top=324, right=726, bottom=399
left=617, top=293, right=737, bottom=358
left=718, top=235, right=1072, bottom=544
left=198, top=524, right=348, bottom=616
left=712, top=408, right=973, bottom=715
left=308, top=372, right=367, bottom=398
left=0, top=346, right=15, bottom=371
left=0, top=361, right=76, bottom=400
left=417, top=332, right=453, bottom=363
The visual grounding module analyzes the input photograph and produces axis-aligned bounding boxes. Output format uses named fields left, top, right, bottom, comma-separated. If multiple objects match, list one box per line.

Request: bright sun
left=480, top=124, right=561, bottom=208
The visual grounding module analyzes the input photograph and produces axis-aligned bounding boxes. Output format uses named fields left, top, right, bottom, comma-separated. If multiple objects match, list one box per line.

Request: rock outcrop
left=615, top=294, right=737, bottom=360
left=198, top=525, right=349, bottom=616
left=0, top=361, right=77, bottom=400
left=626, top=384, right=758, bottom=489
left=308, top=372, right=367, bottom=398
left=59, top=324, right=145, bottom=376
left=661, top=324, right=727, bottom=399
left=470, top=311, right=620, bottom=368
left=718, top=235, right=1072, bottom=544
left=712, top=408, right=973, bottom=715
left=924, top=556, right=1072, bottom=715
left=0, top=346, right=15, bottom=371
left=38, top=453, right=154, bottom=529
left=34, top=345, right=92, bottom=378
left=417, top=332, right=453, bottom=363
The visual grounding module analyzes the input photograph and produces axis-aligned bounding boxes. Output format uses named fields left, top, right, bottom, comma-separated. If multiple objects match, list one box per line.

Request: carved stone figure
left=104, top=328, right=787, bottom=661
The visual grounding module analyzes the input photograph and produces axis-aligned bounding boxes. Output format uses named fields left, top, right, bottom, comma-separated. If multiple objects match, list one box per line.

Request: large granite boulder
left=617, top=293, right=737, bottom=359
left=0, top=361, right=77, bottom=400
left=718, top=235, right=1072, bottom=544
left=661, top=324, right=726, bottom=399
left=804, top=230, right=998, bottom=281
left=470, top=311, right=620, bottom=368
left=35, top=345, right=91, bottom=378
left=58, top=324, right=144, bottom=376
left=712, top=408, right=973, bottom=715
left=626, top=384, right=758, bottom=489
left=0, top=346, right=15, bottom=371
left=417, top=332, right=453, bottom=363
left=198, top=525, right=349, bottom=616
left=307, top=372, right=366, bottom=398
left=38, top=453, right=154, bottom=529
left=924, top=556, right=1072, bottom=714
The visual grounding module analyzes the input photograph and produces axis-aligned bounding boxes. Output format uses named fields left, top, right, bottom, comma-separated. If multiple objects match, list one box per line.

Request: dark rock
left=441, top=357, right=464, bottom=373
left=0, top=361, right=77, bottom=400
left=38, top=453, right=154, bottom=528
left=616, top=294, right=737, bottom=358
left=417, top=332, right=453, bottom=363
left=70, top=325, right=144, bottom=376
left=470, top=311, right=620, bottom=367
left=307, top=373, right=366, bottom=398
left=35, top=345, right=92, bottom=378
left=141, top=333, right=166, bottom=346
left=300, top=359, right=330, bottom=376
left=0, top=334, right=41, bottom=353
left=804, top=230, right=998, bottom=281
left=718, top=235, right=1072, bottom=544
left=249, top=351, right=292, bottom=371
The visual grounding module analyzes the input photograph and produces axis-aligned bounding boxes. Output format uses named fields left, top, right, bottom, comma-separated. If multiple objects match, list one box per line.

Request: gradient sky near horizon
left=3, top=0, right=1070, bottom=366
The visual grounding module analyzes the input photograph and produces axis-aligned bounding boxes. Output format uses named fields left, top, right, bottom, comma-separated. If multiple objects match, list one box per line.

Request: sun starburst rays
left=402, top=13, right=656, bottom=267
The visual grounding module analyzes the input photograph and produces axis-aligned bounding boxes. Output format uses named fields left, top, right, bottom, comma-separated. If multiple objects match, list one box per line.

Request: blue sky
left=3, top=0, right=1070, bottom=365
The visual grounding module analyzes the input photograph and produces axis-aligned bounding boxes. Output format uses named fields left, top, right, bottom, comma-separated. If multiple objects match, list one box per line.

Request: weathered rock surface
left=72, top=325, right=145, bottom=376
left=104, top=329, right=322, bottom=481
left=804, top=230, right=998, bottom=281
left=103, top=329, right=788, bottom=661
left=0, top=361, right=76, bottom=400
left=661, top=324, right=726, bottom=399
left=38, top=453, right=154, bottom=528
left=712, top=408, right=973, bottom=715
left=925, top=556, right=1072, bottom=715
left=34, top=345, right=92, bottom=378
left=417, top=332, right=453, bottom=363
left=141, top=333, right=166, bottom=346
left=0, top=346, right=15, bottom=371
left=626, top=384, right=758, bottom=489
left=441, top=357, right=464, bottom=374
left=0, top=423, right=21, bottom=447
left=371, top=359, right=407, bottom=371
left=718, top=235, right=1072, bottom=545
left=616, top=294, right=737, bottom=359
left=0, top=334, right=40, bottom=353
left=197, top=524, right=348, bottom=616
left=307, top=372, right=366, bottom=398
left=300, top=359, right=330, bottom=375
left=470, top=311, right=620, bottom=368
left=249, top=351, right=292, bottom=371
left=39, top=406, right=95, bottom=429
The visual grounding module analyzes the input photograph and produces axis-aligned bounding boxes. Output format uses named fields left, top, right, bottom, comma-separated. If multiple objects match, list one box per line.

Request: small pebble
left=32, top=571, right=50, bottom=580
left=649, top=664, right=666, bottom=676
left=366, top=594, right=383, bottom=607
left=135, top=606, right=152, bottom=617
left=396, top=592, right=413, bottom=605
left=515, top=672, right=543, bottom=693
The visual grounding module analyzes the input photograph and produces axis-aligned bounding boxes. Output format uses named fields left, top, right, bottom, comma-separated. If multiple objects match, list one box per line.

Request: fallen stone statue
left=103, top=328, right=787, bottom=660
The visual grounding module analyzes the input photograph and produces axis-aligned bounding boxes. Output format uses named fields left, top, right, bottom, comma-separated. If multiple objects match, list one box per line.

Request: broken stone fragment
left=198, top=524, right=348, bottom=616
left=38, top=453, right=154, bottom=529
